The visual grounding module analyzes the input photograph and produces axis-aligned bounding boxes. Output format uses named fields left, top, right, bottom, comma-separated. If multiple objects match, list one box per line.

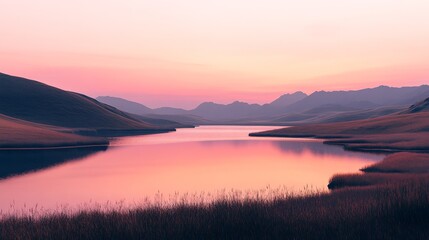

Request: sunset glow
left=1, top=0, right=429, bottom=108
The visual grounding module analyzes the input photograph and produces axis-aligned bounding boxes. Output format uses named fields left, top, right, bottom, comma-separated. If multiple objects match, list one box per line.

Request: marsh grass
left=1, top=182, right=429, bottom=240
left=329, top=153, right=429, bottom=189
left=0, top=186, right=319, bottom=219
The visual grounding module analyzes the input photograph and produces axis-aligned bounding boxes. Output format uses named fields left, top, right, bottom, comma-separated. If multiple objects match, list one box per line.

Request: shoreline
left=249, top=132, right=429, bottom=153
left=75, top=128, right=176, bottom=137
left=1, top=126, right=429, bottom=238
left=250, top=129, right=429, bottom=190
left=0, top=128, right=176, bottom=151
left=0, top=143, right=110, bottom=151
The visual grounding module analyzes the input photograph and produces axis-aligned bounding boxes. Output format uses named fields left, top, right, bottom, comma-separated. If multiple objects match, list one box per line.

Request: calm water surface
left=0, top=126, right=384, bottom=214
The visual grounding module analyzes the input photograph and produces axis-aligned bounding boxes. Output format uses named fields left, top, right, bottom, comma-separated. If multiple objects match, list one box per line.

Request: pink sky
left=1, top=0, right=429, bottom=109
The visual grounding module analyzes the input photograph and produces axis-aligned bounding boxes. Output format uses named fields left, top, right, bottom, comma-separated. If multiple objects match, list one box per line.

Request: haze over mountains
left=97, top=91, right=308, bottom=120
left=97, top=91, right=310, bottom=123
left=97, top=85, right=429, bottom=125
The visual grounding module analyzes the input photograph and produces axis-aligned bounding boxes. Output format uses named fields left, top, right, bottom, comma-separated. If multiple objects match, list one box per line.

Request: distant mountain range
left=283, top=85, right=429, bottom=113
left=97, top=85, right=429, bottom=125
left=97, top=91, right=309, bottom=122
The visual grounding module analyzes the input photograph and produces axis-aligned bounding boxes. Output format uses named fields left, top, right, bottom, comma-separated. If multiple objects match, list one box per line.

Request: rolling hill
left=252, top=111, right=429, bottom=137
left=251, top=97, right=429, bottom=152
left=96, top=96, right=189, bottom=116
left=270, top=105, right=405, bottom=125
left=0, top=73, right=164, bottom=131
left=0, top=113, right=107, bottom=148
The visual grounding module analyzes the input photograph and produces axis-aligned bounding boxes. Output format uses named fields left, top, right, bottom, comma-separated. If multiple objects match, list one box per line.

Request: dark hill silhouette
left=0, top=73, right=159, bottom=130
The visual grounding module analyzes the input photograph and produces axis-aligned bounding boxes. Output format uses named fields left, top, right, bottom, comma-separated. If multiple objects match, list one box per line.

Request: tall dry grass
left=1, top=181, right=429, bottom=240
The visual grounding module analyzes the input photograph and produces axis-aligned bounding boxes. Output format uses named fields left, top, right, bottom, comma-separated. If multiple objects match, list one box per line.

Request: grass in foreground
left=1, top=181, right=429, bottom=240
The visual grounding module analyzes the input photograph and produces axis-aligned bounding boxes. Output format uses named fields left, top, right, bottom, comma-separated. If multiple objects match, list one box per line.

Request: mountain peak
left=375, top=85, right=390, bottom=89
left=270, top=91, right=307, bottom=107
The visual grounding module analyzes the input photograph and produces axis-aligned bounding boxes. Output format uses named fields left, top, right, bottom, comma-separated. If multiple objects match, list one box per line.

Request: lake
left=0, top=126, right=384, bottom=215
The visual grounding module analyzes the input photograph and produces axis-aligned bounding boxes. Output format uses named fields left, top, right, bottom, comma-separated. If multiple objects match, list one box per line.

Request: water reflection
left=270, top=141, right=382, bottom=160
left=0, top=126, right=384, bottom=213
left=0, top=146, right=108, bottom=179
left=199, top=139, right=382, bottom=160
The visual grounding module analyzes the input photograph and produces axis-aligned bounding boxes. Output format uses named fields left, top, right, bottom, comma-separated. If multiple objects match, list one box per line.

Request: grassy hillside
left=251, top=97, right=429, bottom=152
left=0, top=114, right=107, bottom=148
left=0, top=73, right=157, bottom=130
left=252, top=112, right=429, bottom=137
left=328, top=152, right=429, bottom=188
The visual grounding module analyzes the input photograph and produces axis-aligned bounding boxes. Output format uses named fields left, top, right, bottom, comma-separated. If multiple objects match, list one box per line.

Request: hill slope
left=96, top=96, right=154, bottom=115
left=252, top=112, right=429, bottom=137
left=402, top=97, right=429, bottom=114
left=251, top=97, right=429, bottom=152
left=0, top=73, right=156, bottom=130
left=0, top=114, right=107, bottom=148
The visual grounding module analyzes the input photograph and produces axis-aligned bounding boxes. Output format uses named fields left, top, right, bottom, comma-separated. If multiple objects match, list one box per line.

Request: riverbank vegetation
left=1, top=178, right=428, bottom=239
